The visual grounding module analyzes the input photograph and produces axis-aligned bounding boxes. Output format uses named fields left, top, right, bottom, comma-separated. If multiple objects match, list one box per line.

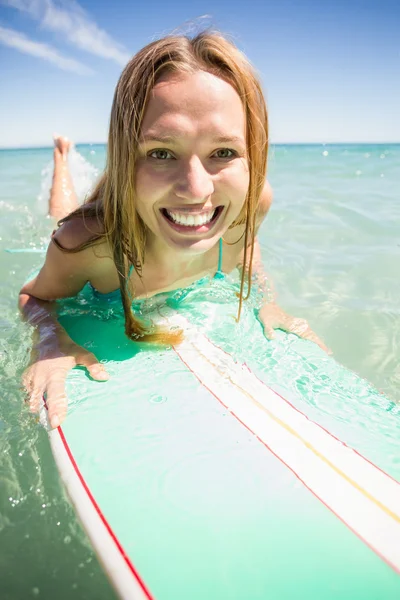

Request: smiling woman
left=19, top=31, right=284, bottom=427
left=14, top=29, right=400, bottom=600
left=19, top=31, right=331, bottom=427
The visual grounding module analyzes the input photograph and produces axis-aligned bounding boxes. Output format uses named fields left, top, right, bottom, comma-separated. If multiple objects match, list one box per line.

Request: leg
left=48, top=135, right=79, bottom=221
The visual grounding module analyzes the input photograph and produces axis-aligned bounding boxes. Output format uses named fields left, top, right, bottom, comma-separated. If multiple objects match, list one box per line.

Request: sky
left=0, top=0, right=399, bottom=148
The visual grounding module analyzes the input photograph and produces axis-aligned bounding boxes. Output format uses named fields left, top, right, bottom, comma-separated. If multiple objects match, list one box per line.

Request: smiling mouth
left=160, top=206, right=223, bottom=232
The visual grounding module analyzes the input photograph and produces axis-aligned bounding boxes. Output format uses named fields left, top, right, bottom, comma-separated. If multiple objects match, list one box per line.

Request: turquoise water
left=0, top=143, right=399, bottom=598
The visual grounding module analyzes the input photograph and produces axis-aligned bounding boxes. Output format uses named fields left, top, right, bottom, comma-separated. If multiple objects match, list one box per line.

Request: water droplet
left=322, top=150, right=329, bottom=156
left=56, top=522, right=61, bottom=526
left=149, top=394, right=167, bottom=404
left=32, top=588, right=40, bottom=596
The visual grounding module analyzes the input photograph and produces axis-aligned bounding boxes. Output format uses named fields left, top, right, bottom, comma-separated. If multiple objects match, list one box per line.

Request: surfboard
left=33, top=274, right=400, bottom=600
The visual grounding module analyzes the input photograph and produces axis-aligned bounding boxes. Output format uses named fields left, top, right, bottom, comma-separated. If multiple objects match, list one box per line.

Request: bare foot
left=53, top=133, right=72, bottom=159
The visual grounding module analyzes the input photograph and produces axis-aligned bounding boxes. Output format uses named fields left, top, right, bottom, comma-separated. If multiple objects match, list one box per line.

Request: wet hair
left=58, top=31, right=268, bottom=344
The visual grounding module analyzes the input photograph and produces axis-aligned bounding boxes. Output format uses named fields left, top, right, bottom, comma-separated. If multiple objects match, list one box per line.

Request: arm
left=20, top=228, right=109, bottom=428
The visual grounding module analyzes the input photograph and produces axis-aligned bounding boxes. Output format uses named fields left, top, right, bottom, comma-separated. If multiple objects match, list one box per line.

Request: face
left=135, top=70, right=249, bottom=253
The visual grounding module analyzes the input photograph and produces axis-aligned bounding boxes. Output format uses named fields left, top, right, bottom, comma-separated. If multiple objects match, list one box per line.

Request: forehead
left=140, top=71, right=246, bottom=139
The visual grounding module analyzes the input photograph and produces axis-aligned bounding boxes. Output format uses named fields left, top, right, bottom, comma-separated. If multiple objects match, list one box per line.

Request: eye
left=148, top=149, right=174, bottom=160
left=213, top=148, right=237, bottom=159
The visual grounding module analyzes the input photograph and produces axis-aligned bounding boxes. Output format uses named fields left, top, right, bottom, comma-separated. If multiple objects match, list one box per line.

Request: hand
left=258, top=302, right=331, bottom=354
left=23, top=339, right=109, bottom=429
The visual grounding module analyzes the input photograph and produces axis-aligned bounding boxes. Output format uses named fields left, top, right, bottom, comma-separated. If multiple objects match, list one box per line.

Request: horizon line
left=1, top=140, right=400, bottom=151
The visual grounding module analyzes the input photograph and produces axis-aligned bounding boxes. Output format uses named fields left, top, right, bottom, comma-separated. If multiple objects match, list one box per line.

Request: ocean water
left=0, top=143, right=399, bottom=598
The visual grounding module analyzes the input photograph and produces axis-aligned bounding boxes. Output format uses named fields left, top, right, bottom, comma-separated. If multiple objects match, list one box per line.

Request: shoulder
left=257, top=179, right=273, bottom=224
left=52, top=213, right=111, bottom=258
left=220, top=179, right=273, bottom=270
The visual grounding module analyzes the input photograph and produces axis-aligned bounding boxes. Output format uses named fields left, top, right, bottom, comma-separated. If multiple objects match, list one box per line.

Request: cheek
left=135, top=165, right=153, bottom=202
left=135, top=167, right=163, bottom=218
left=133, top=168, right=156, bottom=228
left=221, top=162, right=250, bottom=204
left=135, top=163, right=174, bottom=204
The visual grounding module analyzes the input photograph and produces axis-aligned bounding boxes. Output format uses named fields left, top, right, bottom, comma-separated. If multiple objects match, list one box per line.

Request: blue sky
left=0, top=0, right=399, bottom=148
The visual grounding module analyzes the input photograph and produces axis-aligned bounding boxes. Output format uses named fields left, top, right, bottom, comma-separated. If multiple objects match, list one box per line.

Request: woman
left=20, top=32, right=327, bottom=429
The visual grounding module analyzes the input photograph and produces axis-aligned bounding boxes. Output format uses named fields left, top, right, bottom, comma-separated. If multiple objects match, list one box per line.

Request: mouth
left=160, top=206, right=224, bottom=234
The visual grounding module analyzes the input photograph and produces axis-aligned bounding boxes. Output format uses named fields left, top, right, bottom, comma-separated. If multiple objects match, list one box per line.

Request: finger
left=300, top=329, right=332, bottom=354
left=22, top=370, right=33, bottom=393
left=260, top=322, right=275, bottom=340
left=46, top=380, right=68, bottom=429
left=28, top=388, right=45, bottom=413
left=87, top=363, right=109, bottom=381
left=284, top=319, right=331, bottom=354
left=76, top=352, right=109, bottom=381
left=22, top=366, right=43, bottom=410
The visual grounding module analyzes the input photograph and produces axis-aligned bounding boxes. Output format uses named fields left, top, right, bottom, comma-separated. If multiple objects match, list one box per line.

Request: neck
left=145, top=234, right=218, bottom=282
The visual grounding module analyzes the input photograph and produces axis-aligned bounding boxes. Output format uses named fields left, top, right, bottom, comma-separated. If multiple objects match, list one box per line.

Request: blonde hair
left=59, top=32, right=269, bottom=344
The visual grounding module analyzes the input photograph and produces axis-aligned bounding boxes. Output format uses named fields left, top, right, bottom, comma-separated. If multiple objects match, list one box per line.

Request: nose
left=174, top=156, right=214, bottom=202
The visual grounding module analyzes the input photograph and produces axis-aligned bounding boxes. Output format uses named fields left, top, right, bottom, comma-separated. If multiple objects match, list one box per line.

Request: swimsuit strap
left=213, top=237, right=225, bottom=280
left=217, top=238, right=223, bottom=273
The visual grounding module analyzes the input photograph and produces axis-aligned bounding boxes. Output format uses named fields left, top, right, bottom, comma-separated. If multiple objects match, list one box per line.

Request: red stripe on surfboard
left=202, top=331, right=400, bottom=486
left=42, top=392, right=154, bottom=600
left=173, top=345, right=400, bottom=574
left=56, top=425, right=155, bottom=599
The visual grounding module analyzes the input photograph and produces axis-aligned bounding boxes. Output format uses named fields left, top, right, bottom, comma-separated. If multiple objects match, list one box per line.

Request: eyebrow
left=141, top=133, right=246, bottom=146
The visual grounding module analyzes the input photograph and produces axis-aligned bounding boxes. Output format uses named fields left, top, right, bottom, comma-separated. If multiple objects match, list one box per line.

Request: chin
left=162, top=233, right=221, bottom=253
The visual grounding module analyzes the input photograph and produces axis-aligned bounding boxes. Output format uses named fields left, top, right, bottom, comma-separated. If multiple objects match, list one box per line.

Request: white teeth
left=193, top=215, right=202, bottom=226
left=165, top=209, right=216, bottom=226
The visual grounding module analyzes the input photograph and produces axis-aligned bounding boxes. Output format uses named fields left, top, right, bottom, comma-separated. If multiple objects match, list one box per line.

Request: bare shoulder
left=53, top=213, right=111, bottom=259
left=20, top=213, right=114, bottom=300
left=257, top=179, right=273, bottom=223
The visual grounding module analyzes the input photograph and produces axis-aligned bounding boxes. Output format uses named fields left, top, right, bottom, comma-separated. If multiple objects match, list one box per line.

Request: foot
left=53, top=133, right=72, bottom=159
